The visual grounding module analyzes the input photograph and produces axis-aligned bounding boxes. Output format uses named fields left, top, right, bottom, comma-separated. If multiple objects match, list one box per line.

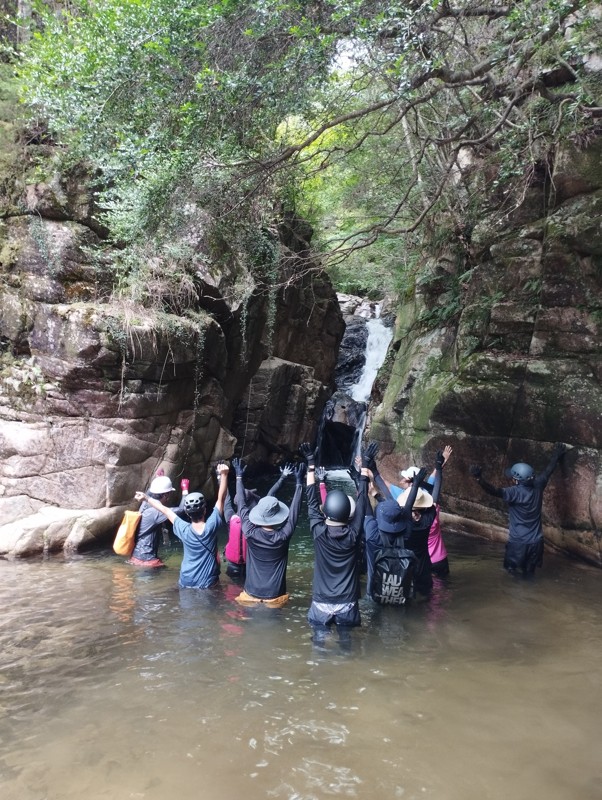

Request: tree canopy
left=14, top=0, right=602, bottom=298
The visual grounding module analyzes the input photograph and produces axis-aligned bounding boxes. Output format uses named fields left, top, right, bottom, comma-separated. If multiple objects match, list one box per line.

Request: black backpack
left=371, top=536, right=417, bottom=606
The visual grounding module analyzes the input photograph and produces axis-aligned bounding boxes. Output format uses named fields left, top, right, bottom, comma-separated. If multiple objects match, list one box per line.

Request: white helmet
left=149, top=476, right=175, bottom=494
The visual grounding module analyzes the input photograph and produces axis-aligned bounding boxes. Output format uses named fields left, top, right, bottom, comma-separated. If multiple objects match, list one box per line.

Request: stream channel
left=1, top=497, right=601, bottom=800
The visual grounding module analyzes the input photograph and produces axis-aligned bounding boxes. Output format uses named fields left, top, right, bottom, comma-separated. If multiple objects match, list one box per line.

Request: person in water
left=129, top=473, right=189, bottom=568
left=223, top=464, right=295, bottom=580
left=232, top=457, right=304, bottom=607
left=361, top=442, right=426, bottom=597
left=134, top=462, right=229, bottom=588
left=301, top=442, right=369, bottom=646
left=375, top=446, right=452, bottom=577
left=470, top=443, right=567, bottom=576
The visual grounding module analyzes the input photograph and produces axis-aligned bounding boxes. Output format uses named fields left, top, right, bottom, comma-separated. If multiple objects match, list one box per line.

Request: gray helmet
left=505, top=462, right=534, bottom=483
left=184, top=492, right=206, bottom=513
left=323, top=490, right=352, bottom=523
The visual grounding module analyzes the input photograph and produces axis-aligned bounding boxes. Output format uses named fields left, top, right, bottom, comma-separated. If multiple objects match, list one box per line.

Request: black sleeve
left=477, top=478, right=504, bottom=498
left=306, top=482, right=323, bottom=523
left=267, top=474, right=286, bottom=497
left=373, top=468, right=394, bottom=501
left=349, top=476, right=369, bottom=535
left=539, top=450, right=563, bottom=483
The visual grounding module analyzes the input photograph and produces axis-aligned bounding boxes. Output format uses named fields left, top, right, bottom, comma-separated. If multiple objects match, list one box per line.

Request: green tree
left=16, top=0, right=601, bottom=300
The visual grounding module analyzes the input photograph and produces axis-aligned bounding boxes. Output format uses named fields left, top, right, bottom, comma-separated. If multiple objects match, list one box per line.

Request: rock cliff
left=369, top=138, right=602, bottom=566
left=0, top=131, right=343, bottom=556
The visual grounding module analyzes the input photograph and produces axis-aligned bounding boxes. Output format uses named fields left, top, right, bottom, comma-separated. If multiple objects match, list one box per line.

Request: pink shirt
left=428, top=505, right=448, bottom=564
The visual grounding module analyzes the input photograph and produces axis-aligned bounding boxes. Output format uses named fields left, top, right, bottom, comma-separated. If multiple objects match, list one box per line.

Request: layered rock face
left=0, top=145, right=343, bottom=556
left=370, top=138, right=602, bottom=565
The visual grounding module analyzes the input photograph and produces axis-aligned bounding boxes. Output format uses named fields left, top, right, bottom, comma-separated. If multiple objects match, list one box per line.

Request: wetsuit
left=235, top=479, right=303, bottom=600
left=306, top=476, right=368, bottom=629
left=477, top=450, right=563, bottom=574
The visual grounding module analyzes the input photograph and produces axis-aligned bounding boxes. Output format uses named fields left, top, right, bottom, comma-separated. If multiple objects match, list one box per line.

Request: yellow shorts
left=235, top=590, right=289, bottom=608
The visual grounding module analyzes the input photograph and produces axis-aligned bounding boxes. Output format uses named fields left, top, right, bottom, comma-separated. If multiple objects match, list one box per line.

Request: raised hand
left=553, top=442, right=567, bottom=456
left=294, top=462, right=307, bottom=484
left=299, top=442, right=316, bottom=466
left=316, top=466, right=327, bottom=482
left=435, top=450, right=445, bottom=469
left=279, top=463, right=294, bottom=477
left=442, top=445, right=453, bottom=464
left=232, top=458, right=246, bottom=478
left=414, top=467, right=429, bottom=485
left=469, top=464, right=482, bottom=479
left=362, top=440, right=379, bottom=469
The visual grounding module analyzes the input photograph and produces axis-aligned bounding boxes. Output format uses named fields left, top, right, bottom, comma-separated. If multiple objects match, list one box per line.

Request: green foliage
left=14, top=0, right=601, bottom=310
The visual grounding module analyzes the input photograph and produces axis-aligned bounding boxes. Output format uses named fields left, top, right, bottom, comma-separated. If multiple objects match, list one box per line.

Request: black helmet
left=184, top=492, right=206, bottom=513
left=323, top=490, right=352, bottom=523
left=505, top=462, right=534, bottom=483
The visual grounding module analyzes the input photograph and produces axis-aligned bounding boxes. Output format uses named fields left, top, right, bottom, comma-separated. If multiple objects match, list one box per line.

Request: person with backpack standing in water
left=128, top=472, right=190, bottom=568
left=361, top=442, right=426, bottom=605
left=134, top=462, right=230, bottom=588
left=470, top=442, right=567, bottom=576
left=300, top=442, right=370, bottom=647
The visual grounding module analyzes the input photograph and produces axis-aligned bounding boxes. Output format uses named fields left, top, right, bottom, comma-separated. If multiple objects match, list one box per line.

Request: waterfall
left=318, top=301, right=393, bottom=468
left=349, top=315, right=394, bottom=403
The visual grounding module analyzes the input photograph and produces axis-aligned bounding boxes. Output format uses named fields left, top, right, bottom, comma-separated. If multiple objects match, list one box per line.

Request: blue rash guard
left=173, top=507, right=223, bottom=589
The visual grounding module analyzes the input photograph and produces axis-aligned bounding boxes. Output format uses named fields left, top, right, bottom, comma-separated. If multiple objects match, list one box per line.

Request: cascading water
left=318, top=300, right=393, bottom=468
left=349, top=312, right=394, bottom=404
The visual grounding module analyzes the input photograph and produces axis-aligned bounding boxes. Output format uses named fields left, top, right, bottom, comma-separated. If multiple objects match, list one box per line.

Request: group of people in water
left=129, top=440, right=567, bottom=643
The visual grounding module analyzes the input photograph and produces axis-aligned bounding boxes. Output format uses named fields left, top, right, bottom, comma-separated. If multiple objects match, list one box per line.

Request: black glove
left=361, top=441, right=379, bottom=469
left=232, top=458, right=246, bottom=478
left=553, top=442, right=567, bottom=456
left=435, top=450, right=445, bottom=469
left=469, top=464, right=482, bottom=479
left=299, top=442, right=316, bottom=466
left=294, top=462, right=306, bottom=484
left=316, top=466, right=327, bottom=482
left=414, top=467, right=429, bottom=485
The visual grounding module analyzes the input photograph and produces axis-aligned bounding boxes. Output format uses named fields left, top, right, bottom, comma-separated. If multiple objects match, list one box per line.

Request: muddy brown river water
left=0, top=505, right=600, bottom=800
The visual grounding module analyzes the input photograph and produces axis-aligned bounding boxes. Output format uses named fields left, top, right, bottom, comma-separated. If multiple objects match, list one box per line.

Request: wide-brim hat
left=376, top=500, right=406, bottom=534
left=249, top=495, right=290, bottom=527
left=397, top=487, right=434, bottom=509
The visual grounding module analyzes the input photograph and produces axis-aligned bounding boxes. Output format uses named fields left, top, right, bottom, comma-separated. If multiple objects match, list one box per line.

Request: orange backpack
left=113, top=510, right=142, bottom=556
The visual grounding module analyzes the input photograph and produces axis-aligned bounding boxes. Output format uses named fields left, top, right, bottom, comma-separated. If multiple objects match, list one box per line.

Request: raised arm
left=267, top=463, right=294, bottom=496
left=135, top=491, right=177, bottom=524
left=363, top=441, right=395, bottom=502
left=214, top=462, right=230, bottom=517
left=540, top=442, right=567, bottom=481
left=430, top=450, right=444, bottom=504
left=299, top=442, right=317, bottom=487
left=469, top=465, right=504, bottom=498
left=401, top=467, right=428, bottom=511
